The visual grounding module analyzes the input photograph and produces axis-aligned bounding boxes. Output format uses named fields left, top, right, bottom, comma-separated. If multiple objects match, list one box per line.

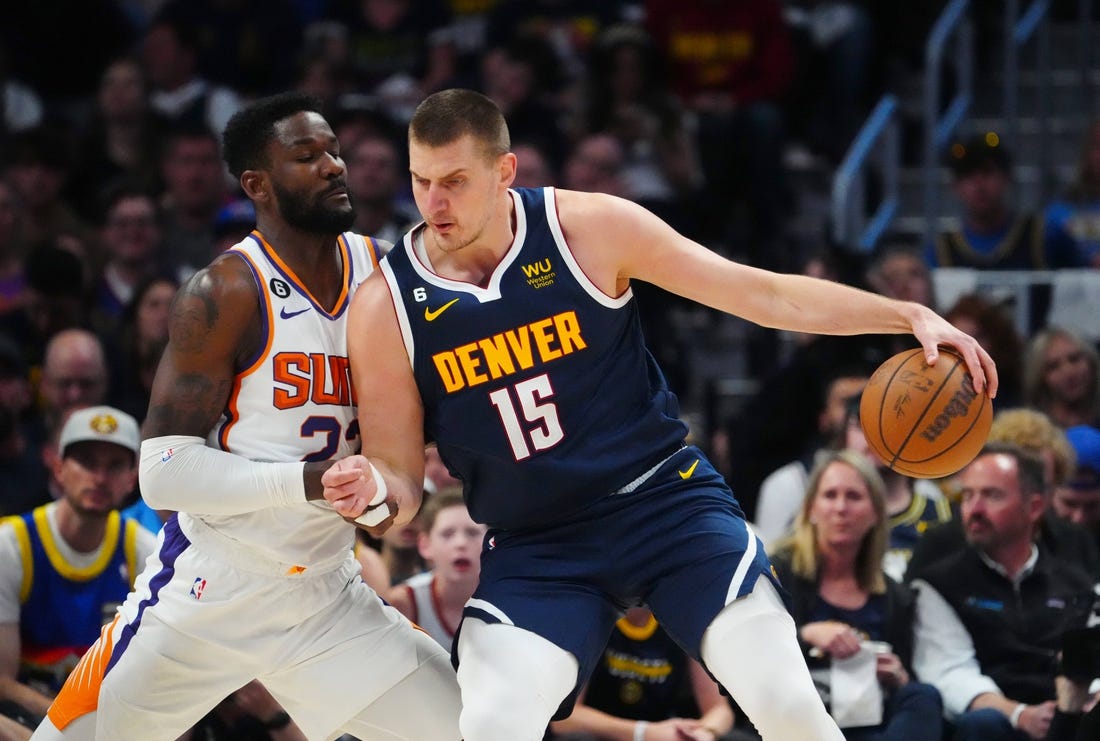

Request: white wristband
left=1009, top=703, right=1026, bottom=728
left=633, top=720, right=648, bottom=741
left=354, top=462, right=390, bottom=527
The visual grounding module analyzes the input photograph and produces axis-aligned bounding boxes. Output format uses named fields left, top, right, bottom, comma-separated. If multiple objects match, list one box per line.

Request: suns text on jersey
left=271, top=352, right=356, bottom=408
left=432, top=310, right=587, bottom=392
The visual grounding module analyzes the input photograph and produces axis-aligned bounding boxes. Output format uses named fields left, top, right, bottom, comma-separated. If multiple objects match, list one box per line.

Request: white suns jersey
left=183, top=230, right=382, bottom=569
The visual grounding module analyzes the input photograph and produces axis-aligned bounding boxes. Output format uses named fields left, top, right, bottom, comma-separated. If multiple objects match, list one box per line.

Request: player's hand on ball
left=909, top=305, right=998, bottom=398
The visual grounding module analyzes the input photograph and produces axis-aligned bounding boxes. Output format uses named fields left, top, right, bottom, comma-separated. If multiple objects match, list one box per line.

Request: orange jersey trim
left=253, top=230, right=352, bottom=317
left=219, top=246, right=274, bottom=451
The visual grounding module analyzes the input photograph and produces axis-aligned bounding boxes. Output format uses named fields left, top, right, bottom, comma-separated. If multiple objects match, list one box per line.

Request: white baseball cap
left=58, top=405, right=140, bottom=457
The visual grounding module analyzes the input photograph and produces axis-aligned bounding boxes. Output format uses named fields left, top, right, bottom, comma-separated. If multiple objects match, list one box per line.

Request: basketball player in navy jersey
left=322, top=89, right=998, bottom=740
left=31, top=93, right=461, bottom=740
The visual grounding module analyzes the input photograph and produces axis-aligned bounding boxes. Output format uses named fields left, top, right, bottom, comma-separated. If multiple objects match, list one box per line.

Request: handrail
left=1004, top=0, right=1052, bottom=201
left=931, top=268, right=1100, bottom=338
left=923, top=0, right=973, bottom=252
left=830, top=95, right=900, bottom=252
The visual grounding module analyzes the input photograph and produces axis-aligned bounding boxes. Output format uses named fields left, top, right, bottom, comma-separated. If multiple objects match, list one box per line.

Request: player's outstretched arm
left=139, top=255, right=327, bottom=514
left=555, top=189, right=996, bottom=398
left=322, top=271, right=427, bottom=533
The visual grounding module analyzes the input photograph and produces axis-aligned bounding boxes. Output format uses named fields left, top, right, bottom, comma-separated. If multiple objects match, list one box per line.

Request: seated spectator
left=548, top=605, right=739, bottom=741
left=645, top=0, right=794, bottom=265
left=0, top=243, right=90, bottom=374
left=155, top=124, right=232, bottom=279
left=479, top=35, right=569, bottom=169
left=68, top=56, right=167, bottom=223
left=320, top=0, right=456, bottom=123
left=388, top=487, right=485, bottom=651
left=770, top=449, right=944, bottom=740
left=1044, top=118, right=1100, bottom=268
left=910, top=444, right=1098, bottom=740
left=211, top=198, right=257, bottom=256
left=35, top=330, right=109, bottom=436
left=89, top=182, right=169, bottom=336
left=754, top=365, right=872, bottom=546
left=141, top=18, right=243, bottom=140
left=104, top=274, right=179, bottom=424
left=906, top=408, right=1100, bottom=581
left=1052, top=424, right=1100, bottom=552
left=866, top=239, right=937, bottom=311
left=839, top=397, right=952, bottom=581
left=511, top=140, right=557, bottom=189
left=575, top=23, right=702, bottom=231
left=943, top=293, right=1025, bottom=410
left=1046, top=673, right=1100, bottom=741
left=0, top=181, right=28, bottom=320
left=928, top=132, right=1081, bottom=270
left=1023, top=326, right=1100, bottom=430
left=3, top=126, right=90, bottom=248
left=0, top=337, right=46, bottom=517
left=344, top=132, right=419, bottom=247
left=784, top=0, right=876, bottom=164
left=0, top=406, right=158, bottom=731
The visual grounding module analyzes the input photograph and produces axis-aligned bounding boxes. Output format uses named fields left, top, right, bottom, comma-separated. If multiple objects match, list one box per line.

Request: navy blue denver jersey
left=380, top=187, right=687, bottom=529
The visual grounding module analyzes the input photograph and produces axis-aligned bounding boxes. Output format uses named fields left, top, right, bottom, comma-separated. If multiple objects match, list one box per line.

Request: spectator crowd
left=2, top=0, right=1100, bottom=739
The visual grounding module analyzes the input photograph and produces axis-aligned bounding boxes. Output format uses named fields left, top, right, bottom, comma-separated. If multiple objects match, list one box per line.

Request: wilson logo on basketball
left=919, top=375, right=978, bottom=443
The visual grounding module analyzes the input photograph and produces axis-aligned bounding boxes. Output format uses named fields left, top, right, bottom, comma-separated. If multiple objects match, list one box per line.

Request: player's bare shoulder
left=553, top=189, right=658, bottom=293
left=169, top=251, right=261, bottom=355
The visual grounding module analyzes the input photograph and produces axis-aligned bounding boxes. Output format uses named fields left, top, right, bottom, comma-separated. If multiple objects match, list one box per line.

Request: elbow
left=138, top=435, right=203, bottom=511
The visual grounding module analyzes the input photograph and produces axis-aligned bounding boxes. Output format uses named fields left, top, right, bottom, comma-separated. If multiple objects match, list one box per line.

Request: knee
left=950, top=707, right=1014, bottom=741
left=459, top=690, right=551, bottom=741
left=893, top=681, right=943, bottom=713
left=747, top=681, right=835, bottom=737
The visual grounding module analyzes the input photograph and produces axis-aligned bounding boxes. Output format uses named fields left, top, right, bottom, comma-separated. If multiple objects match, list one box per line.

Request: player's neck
left=256, top=225, right=345, bottom=305
left=428, top=202, right=516, bottom=287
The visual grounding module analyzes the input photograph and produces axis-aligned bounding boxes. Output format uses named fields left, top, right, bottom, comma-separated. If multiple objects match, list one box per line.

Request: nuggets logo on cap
left=89, top=414, right=119, bottom=435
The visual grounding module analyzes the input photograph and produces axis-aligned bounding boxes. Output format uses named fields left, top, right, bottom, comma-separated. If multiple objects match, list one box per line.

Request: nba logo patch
left=190, top=577, right=207, bottom=600
left=488, top=536, right=496, bottom=550
left=161, top=448, right=175, bottom=463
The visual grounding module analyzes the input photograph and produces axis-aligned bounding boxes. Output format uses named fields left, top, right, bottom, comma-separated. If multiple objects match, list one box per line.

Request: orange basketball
left=859, top=347, right=993, bottom=478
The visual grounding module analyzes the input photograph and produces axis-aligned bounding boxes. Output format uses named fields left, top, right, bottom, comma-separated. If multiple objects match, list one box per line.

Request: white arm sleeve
left=911, top=579, right=1002, bottom=719
left=139, top=435, right=307, bottom=516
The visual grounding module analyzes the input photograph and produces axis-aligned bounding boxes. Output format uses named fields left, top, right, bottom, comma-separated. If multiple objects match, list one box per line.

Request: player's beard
left=274, top=181, right=356, bottom=234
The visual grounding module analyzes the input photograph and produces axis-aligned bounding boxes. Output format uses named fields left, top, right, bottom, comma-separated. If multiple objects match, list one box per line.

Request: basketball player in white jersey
left=30, top=93, right=461, bottom=740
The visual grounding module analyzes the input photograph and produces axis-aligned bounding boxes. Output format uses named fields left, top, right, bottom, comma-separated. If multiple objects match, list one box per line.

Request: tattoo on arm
left=145, top=374, right=232, bottom=438
left=172, top=285, right=220, bottom=354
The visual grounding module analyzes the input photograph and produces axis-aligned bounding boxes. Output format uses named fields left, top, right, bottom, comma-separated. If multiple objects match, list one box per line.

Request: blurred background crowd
left=3, top=0, right=1100, bottom=739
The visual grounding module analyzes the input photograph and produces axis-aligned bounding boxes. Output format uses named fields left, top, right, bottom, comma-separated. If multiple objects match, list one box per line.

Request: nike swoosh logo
left=678, top=460, right=700, bottom=479
left=424, top=298, right=460, bottom=321
left=280, top=306, right=309, bottom=319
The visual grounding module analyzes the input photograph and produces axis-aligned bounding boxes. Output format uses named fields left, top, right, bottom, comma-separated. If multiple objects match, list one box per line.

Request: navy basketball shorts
left=460, top=445, right=777, bottom=708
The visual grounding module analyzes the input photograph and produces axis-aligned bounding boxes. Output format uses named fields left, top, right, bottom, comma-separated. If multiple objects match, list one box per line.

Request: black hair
left=946, top=132, right=1013, bottom=178
left=221, top=92, right=324, bottom=180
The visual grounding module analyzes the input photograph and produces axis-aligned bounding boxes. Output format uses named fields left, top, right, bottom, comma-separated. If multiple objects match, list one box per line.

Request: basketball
left=859, top=347, right=993, bottom=478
